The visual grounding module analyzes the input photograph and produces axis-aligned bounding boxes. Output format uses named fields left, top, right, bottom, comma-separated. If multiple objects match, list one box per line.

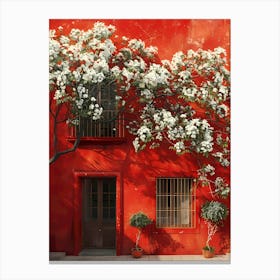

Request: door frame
left=72, top=171, right=123, bottom=256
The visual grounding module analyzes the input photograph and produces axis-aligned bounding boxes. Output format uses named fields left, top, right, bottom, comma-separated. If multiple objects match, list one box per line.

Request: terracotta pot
left=131, top=247, right=143, bottom=258
left=202, top=248, right=215, bottom=258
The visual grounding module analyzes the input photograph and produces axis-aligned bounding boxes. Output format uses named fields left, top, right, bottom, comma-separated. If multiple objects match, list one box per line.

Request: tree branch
left=50, top=101, right=81, bottom=164
left=49, top=128, right=81, bottom=164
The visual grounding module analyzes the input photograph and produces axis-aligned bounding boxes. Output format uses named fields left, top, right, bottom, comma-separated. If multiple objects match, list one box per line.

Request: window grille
left=156, top=178, right=196, bottom=228
left=70, top=82, right=124, bottom=137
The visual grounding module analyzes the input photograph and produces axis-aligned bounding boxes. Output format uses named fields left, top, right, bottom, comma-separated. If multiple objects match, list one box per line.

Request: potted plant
left=200, top=201, right=229, bottom=258
left=129, top=212, right=152, bottom=258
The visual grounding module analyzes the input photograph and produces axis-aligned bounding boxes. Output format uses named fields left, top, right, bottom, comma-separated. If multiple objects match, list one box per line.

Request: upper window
left=156, top=178, right=196, bottom=228
left=75, top=83, right=124, bottom=138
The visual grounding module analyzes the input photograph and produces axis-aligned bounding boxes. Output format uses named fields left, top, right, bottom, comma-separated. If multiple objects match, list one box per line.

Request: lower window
left=156, top=178, right=196, bottom=228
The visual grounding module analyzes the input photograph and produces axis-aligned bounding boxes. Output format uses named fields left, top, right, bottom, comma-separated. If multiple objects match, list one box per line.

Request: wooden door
left=82, top=177, right=116, bottom=249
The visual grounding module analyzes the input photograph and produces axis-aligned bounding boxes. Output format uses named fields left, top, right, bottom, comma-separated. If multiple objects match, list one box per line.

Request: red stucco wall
left=49, top=19, right=230, bottom=255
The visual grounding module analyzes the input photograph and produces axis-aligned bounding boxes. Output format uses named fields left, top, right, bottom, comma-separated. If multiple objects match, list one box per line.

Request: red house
left=49, top=19, right=230, bottom=257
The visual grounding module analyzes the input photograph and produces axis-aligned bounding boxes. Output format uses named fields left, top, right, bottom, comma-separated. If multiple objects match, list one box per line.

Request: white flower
left=221, top=158, right=230, bottom=167
left=93, top=21, right=116, bottom=39
left=182, top=87, right=197, bottom=99
left=214, top=72, right=223, bottom=84
left=54, top=89, right=63, bottom=100
left=73, top=70, right=81, bottom=81
left=178, top=70, right=191, bottom=81
left=111, top=66, right=121, bottom=77
left=128, top=39, right=145, bottom=50
left=143, top=71, right=157, bottom=88
left=76, top=99, right=84, bottom=109
left=93, top=58, right=109, bottom=74
left=49, top=22, right=230, bottom=171
left=161, top=60, right=171, bottom=68
left=96, top=72, right=105, bottom=83
left=156, top=132, right=163, bottom=141
left=92, top=107, right=103, bottom=120
left=216, top=104, right=229, bottom=117
left=204, top=164, right=215, bottom=175
left=104, top=39, right=116, bottom=53
left=141, top=89, right=153, bottom=99
left=200, top=88, right=208, bottom=99
left=49, top=30, right=56, bottom=38
left=59, top=35, right=70, bottom=45
left=122, top=68, right=134, bottom=82
left=214, top=47, right=226, bottom=55
left=171, top=51, right=185, bottom=71
left=137, top=126, right=151, bottom=142
left=174, top=141, right=185, bottom=153
left=144, top=46, right=158, bottom=57
left=133, top=137, right=140, bottom=151
left=187, top=49, right=196, bottom=58
left=69, top=28, right=81, bottom=41
left=142, top=64, right=170, bottom=89
left=49, top=39, right=60, bottom=58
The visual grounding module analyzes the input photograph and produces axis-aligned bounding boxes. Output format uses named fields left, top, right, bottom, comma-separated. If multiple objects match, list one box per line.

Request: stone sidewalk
left=49, top=252, right=230, bottom=264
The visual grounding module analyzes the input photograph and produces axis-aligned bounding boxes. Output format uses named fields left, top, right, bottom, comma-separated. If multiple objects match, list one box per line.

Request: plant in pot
left=200, top=200, right=229, bottom=258
left=129, top=212, right=152, bottom=258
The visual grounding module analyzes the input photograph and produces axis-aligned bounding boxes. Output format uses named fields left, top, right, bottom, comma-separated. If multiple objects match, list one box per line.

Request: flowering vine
left=49, top=21, right=230, bottom=200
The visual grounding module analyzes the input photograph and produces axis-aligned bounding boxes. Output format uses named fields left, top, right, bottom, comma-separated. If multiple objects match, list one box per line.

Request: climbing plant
left=49, top=21, right=230, bottom=200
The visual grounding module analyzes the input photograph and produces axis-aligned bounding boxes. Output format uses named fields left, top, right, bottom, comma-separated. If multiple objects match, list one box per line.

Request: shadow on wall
left=122, top=224, right=184, bottom=255
left=219, top=233, right=230, bottom=254
left=74, top=136, right=198, bottom=173
left=74, top=144, right=131, bottom=171
left=123, top=148, right=198, bottom=200
left=143, top=224, right=184, bottom=255
left=53, top=131, right=199, bottom=180
left=49, top=188, right=75, bottom=254
left=218, top=215, right=230, bottom=254
left=132, top=145, right=198, bottom=174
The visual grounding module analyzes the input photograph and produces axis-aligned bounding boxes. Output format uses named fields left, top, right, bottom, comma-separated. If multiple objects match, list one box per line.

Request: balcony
left=67, top=111, right=126, bottom=145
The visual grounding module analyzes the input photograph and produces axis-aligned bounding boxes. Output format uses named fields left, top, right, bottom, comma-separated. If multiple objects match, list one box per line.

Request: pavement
left=49, top=252, right=230, bottom=264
